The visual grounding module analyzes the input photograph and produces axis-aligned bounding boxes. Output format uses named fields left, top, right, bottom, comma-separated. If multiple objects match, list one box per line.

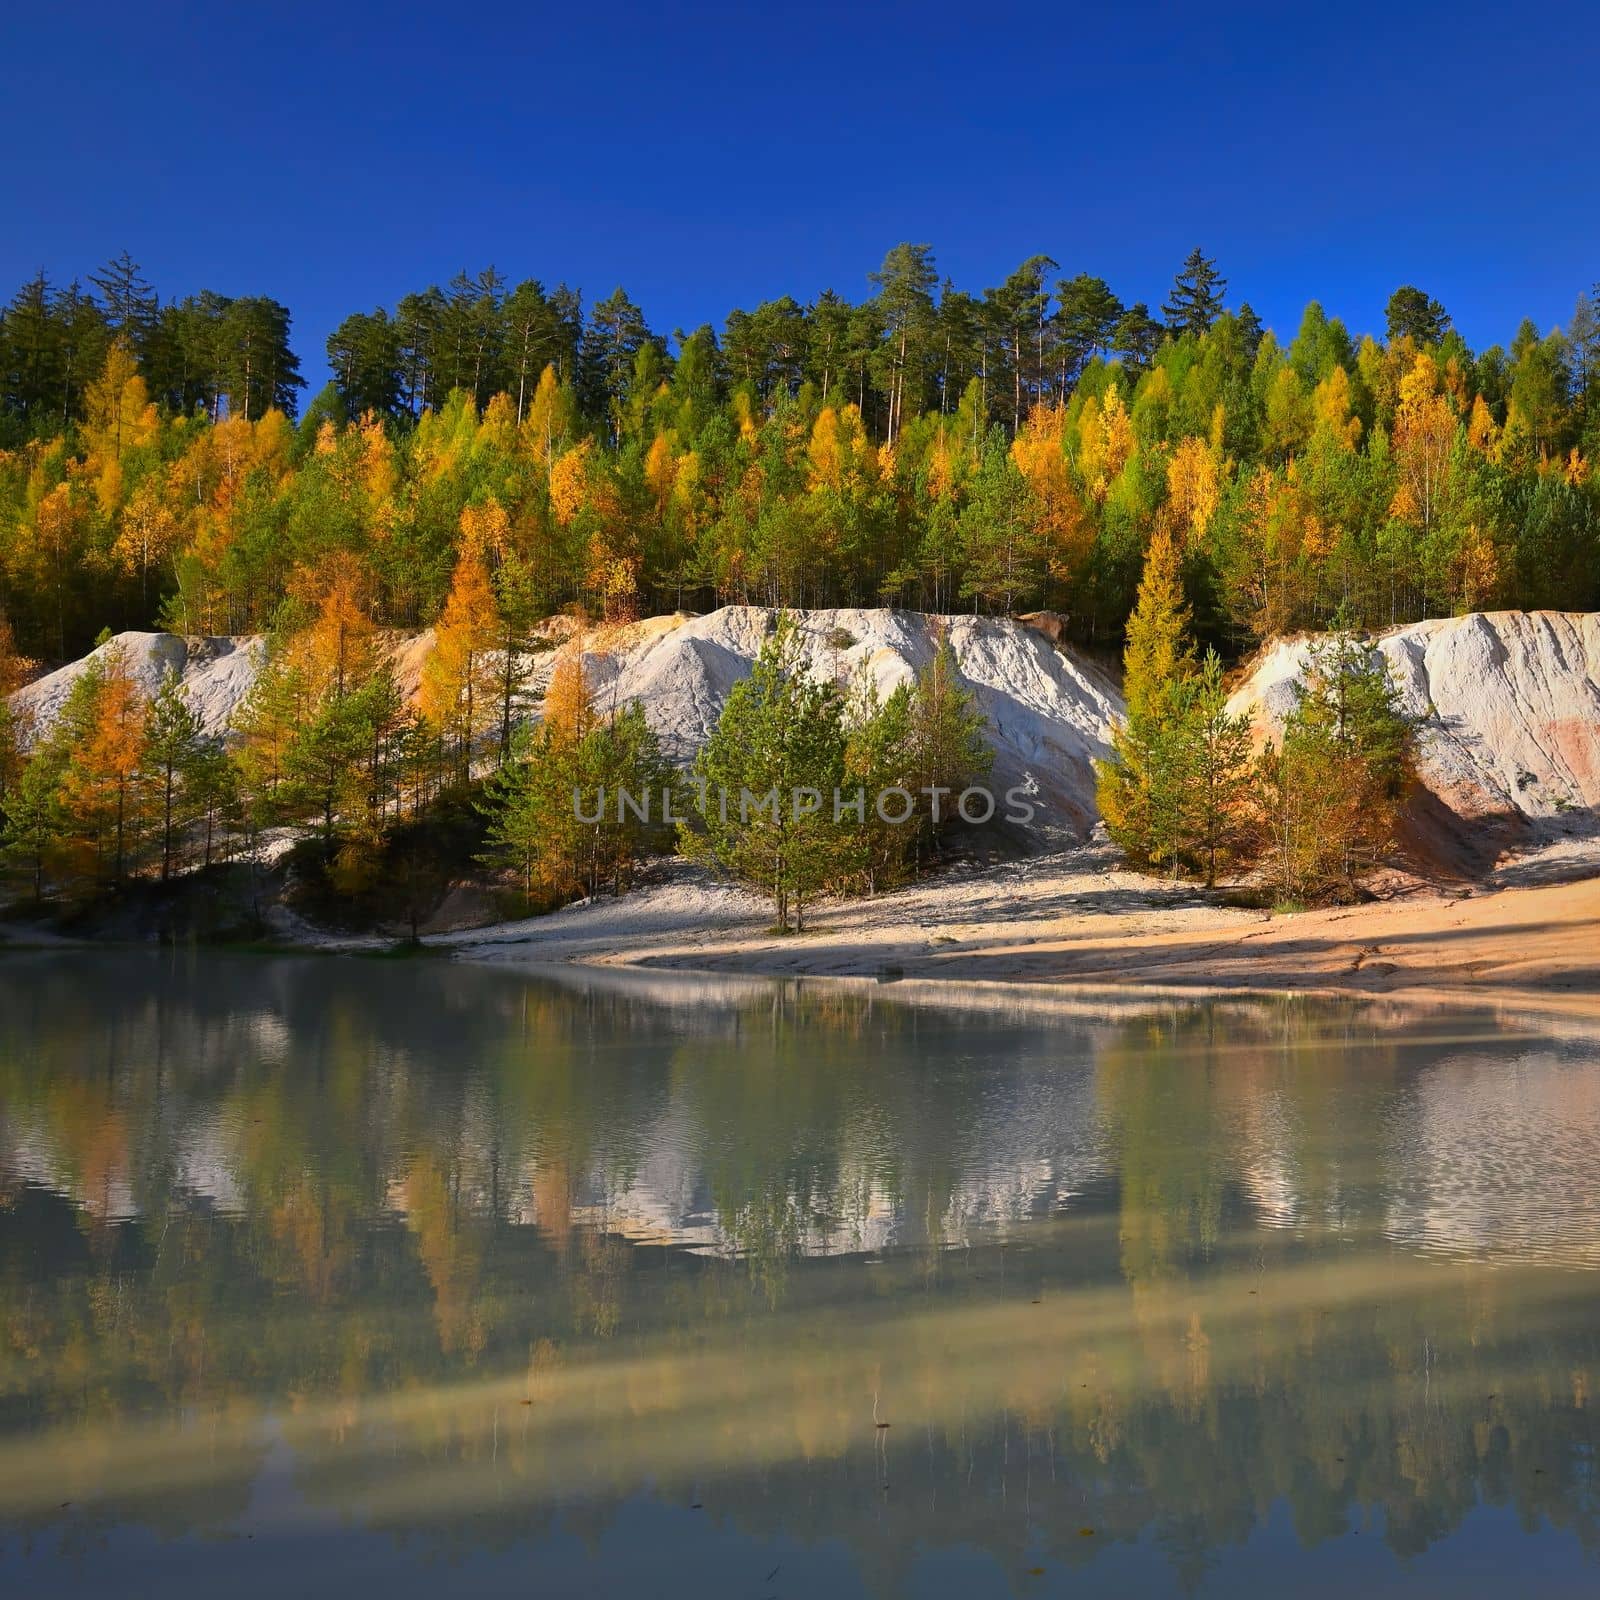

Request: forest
left=1, top=245, right=1596, bottom=917
left=1, top=247, right=1597, bottom=668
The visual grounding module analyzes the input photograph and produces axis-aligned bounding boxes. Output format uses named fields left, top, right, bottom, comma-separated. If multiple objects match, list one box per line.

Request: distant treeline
left=2, top=246, right=1598, bottom=666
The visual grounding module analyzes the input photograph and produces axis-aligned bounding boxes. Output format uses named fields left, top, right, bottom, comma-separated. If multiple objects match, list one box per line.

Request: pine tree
left=683, top=614, right=847, bottom=931
left=906, top=629, right=993, bottom=858
left=1163, top=249, right=1227, bottom=338
left=1385, top=286, right=1452, bottom=346
left=843, top=672, right=915, bottom=893
left=144, top=666, right=210, bottom=880
left=1256, top=633, right=1416, bottom=901
left=1177, top=650, right=1254, bottom=887
left=1, top=735, right=69, bottom=902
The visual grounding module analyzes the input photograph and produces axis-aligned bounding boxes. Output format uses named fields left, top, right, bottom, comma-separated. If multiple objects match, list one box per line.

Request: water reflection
left=1, top=953, right=1598, bottom=1595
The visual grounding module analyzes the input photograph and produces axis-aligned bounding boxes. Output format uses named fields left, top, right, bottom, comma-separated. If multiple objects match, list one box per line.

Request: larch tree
left=1255, top=633, right=1416, bottom=902
left=1096, top=529, right=1199, bottom=871
left=0, top=619, right=29, bottom=810
left=1120, top=527, right=1195, bottom=718
left=422, top=534, right=501, bottom=783
left=59, top=644, right=150, bottom=884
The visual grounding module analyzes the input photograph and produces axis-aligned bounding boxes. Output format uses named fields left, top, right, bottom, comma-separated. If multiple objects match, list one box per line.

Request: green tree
left=1, top=728, right=69, bottom=901
left=1163, top=249, right=1227, bottom=338
left=1176, top=650, right=1254, bottom=887
left=868, top=243, right=939, bottom=444
left=1256, top=633, right=1416, bottom=902
left=905, top=629, right=994, bottom=858
left=144, top=666, right=211, bottom=881
left=683, top=615, right=847, bottom=930
left=1096, top=529, right=1199, bottom=870
left=1055, top=273, right=1124, bottom=385
left=1385, top=285, right=1452, bottom=346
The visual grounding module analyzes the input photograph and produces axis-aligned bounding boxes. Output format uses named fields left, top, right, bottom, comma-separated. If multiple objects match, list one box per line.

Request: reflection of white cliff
left=496, top=1051, right=1112, bottom=1257
left=1383, top=1047, right=1600, bottom=1268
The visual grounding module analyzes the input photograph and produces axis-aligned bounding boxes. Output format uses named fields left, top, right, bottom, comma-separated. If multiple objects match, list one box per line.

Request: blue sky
left=3, top=0, right=1596, bottom=392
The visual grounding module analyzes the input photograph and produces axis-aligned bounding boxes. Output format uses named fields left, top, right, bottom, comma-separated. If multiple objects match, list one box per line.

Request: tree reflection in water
left=1, top=951, right=1597, bottom=1593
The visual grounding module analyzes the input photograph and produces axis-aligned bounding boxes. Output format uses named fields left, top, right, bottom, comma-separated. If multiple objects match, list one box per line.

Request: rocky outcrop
left=14, top=609, right=1596, bottom=868
left=550, top=607, right=1123, bottom=841
left=1227, top=611, right=1600, bottom=868
left=9, top=632, right=264, bottom=742
left=8, top=611, right=1123, bottom=844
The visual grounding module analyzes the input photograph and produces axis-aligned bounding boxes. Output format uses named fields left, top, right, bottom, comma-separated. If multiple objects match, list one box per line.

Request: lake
left=1, top=951, right=1598, bottom=1597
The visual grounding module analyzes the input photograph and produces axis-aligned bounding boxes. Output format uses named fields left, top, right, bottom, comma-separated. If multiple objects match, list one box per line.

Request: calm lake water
left=2, top=952, right=1599, bottom=1597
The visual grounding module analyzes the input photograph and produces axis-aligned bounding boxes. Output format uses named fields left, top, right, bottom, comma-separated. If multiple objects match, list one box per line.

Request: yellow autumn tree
left=112, top=475, right=186, bottom=613
left=1451, top=523, right=1500, bottom=612
left=421, top=534, right=502, bottom=780
left=1224, top=466, right=1314, bottom=640
left=1164, top=434, right=1222, bottom=548
left=522, top=364, right=576, bottom=467
left=1388, top=355, right=1456, bottom=532
left=806, top=404, right=876, bottom=494
left=60, top=643, right=150, bottom=883
left=1011, top=403, right=1092, bottom=579
left=459, top=495, right=512, bottom=557
left=83, top=340, right=159, bottom=512
left=1074, top=384, right=1134, bottom=502
left=644, top=431, right=678, bottom=515
left=549, top=441, right=592, bottom=528
left=1310, top=366, right=1363, bottom=450
left=1466, top=393, right=1501, bottom=455
left=541, top=651, right=594, bottom=746
left=289, top=552, right=376, bottom=698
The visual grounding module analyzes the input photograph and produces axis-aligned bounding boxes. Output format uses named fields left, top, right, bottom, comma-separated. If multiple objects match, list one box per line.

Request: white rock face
left=17, top=609, right=1593, bottom=864
left=7, top=611, right=1121, bottom=842
left=9, top=632, right=265, bottom=742
left=563, top=607, right=1122, bottom=841
left=1228, top=611, right=1600, bottom=834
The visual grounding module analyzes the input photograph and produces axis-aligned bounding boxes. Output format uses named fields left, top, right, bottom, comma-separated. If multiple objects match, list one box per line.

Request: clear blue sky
left=3, top=0, right=1595, bottom=392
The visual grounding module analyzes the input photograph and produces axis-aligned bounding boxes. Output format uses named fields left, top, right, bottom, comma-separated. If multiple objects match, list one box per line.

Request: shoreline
left=8, top=839, right=1598, bottom=1021
left=447, top=841, right=1600, bottom=1020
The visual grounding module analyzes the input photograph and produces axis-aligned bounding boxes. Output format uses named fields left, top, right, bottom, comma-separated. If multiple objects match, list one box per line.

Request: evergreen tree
left=1176, top=650, right=1254, bottom=887
left=1055, top=273, right=1124, bottom=385
left=683, top=614, right=847, bottom=930
left=1111, top=302, right=1164, bottom=373
left=905, top=629, right=993, bottom=856
left=1256, top=633, right=1416, bottom=901
left=1163, top=249, right=1227, bottom=338
left=326, top=309, right=403, bottom=418
left=843, top=672, right=916, bottom=893
left=1385, top=285, right=1452, bottom=346
left=89, top=252, right=158, bottom=358
left=144, top=666, right=210, bottom=881
left=868, top=243, right=939, bottom=444
left=0, top=730, right=69, bottom=902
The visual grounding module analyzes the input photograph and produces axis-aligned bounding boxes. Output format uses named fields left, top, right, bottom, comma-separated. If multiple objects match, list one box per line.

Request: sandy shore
left=449, top=838, right=1600, bottom=1013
